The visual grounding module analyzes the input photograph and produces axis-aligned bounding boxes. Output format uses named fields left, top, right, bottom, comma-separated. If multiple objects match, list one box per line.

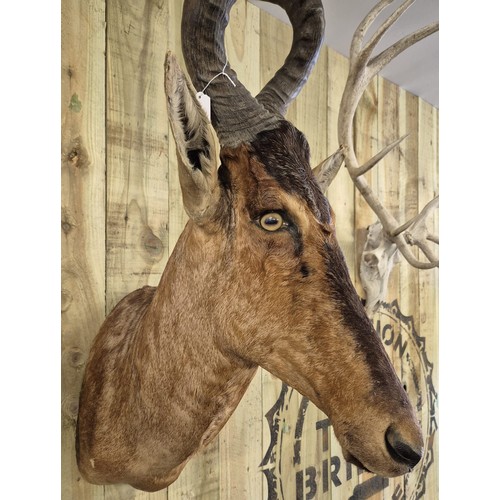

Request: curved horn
left=256, top=0, right=325, bottom=116
left=182, top=0, right=278, bottom=147
left=181, top=0, right=325, bottom=147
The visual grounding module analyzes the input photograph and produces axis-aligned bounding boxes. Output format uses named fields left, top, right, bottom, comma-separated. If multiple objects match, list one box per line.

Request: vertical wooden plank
left=218, top=3, right=263, bottom=499
left=397, top=92, right=420, bottom=325
left=218, top=371, right=263, bottom=499
left=294, top=47, right=331, bottom=500
left=377, top=77, right=403, bottom=500
left=61, top=0, right=106, bottom=498
left=225, top=0, right=261, bottom=95
left=168, top=447, right=220, bottom=500
left=104, top=0, right=171, bottom=498
left=106, top=0, right=171, bottom=312
left=350, top=76, right=380, bottom=498
left=377, top=77, right=401, bottom=305
left=326, top=48, right=357, bottom=500
left=260, top=369, right=281, bottom=500
left=396, top=89, right=426, bottom=500
left=289, top=46, right=329, bottom=167
left=104, top=484, right=167, bottom=500
left=417, top=99, right=439, bottom=499
left=353, top=78, right=379, bottom=298
left=327, top=49, right=354, bottom=273
left=259, top=4, right=292, bottom=116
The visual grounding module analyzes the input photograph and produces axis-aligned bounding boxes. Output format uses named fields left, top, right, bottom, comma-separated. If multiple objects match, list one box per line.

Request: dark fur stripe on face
left=249, top=121, right=331, bottom=225
left=323, top=241, right=401, bottom=392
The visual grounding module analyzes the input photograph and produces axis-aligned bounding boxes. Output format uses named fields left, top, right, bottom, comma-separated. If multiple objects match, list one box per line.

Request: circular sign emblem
left=260, top=300, right=437, bottom=499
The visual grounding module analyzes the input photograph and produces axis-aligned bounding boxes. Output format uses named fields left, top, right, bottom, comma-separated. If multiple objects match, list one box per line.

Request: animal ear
left=312, top=148, right=345, bottom=194
left=164, top=52, right=221, bottom=224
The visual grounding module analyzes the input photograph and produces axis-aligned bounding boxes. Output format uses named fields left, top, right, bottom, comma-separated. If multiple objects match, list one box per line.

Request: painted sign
left=260, top=300, right=437, bottom=499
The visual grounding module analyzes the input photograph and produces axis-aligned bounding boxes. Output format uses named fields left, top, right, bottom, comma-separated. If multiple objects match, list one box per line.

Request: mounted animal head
left=164, top=0, right=425, bottom=476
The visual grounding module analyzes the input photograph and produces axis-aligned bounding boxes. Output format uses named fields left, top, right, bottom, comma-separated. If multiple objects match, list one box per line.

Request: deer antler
left=330, top=0, right=439, bottom=270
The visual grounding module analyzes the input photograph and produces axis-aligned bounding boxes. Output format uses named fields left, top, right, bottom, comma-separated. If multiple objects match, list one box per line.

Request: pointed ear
left=312, top=147, right=345, bottom=194
left=164, top=52, right=220, bottom=224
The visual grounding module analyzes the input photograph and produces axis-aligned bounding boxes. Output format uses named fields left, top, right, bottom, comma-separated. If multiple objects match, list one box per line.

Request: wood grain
left=398, top=91, right=420, bottom=325
left=325, top=49, right=359, bottom=498
left=105, top=0, right=171, bottom=311
left=61, top=0, right=106, bottom=497
left=416, top=99, right=439, bottom=499
left=396, top=89, right=423, bottom=500
left=327, top=50, right=355, bottom=274
left=353, top=78, right=380, bottom=299
left=377, top=78, right=402, bottom=500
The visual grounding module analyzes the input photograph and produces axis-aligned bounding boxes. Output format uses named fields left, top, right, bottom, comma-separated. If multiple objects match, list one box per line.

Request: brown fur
left=77, top=60, right=423, bottom=492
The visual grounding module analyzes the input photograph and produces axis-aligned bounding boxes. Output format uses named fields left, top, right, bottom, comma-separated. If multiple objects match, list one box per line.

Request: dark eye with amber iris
left=259, top=212, right=285, bottom=232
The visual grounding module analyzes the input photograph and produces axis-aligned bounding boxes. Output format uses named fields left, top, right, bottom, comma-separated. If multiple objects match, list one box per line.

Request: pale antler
left=330, top=0, right=439, bottom=270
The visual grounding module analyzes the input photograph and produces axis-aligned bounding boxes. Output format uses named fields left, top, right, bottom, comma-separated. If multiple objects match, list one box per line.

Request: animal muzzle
left=339, top=416, right=424, bottom=477
left=384, top=425, right=423, bottom=471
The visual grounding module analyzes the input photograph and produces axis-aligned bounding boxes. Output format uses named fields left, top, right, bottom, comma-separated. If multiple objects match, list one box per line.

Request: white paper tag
left=196, top=91, right=211, bottom=122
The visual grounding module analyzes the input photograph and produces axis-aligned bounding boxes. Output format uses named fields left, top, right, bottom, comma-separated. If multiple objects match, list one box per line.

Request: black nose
left=385, top=426, right=422, bottom=470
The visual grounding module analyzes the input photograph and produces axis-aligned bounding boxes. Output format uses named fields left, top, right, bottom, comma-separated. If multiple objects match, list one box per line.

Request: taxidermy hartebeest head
left=77, top=0, right=437, bottom=492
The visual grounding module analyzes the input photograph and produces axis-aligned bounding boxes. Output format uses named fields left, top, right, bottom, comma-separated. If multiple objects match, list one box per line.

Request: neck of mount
left=130, top=223, right=257, bottom=460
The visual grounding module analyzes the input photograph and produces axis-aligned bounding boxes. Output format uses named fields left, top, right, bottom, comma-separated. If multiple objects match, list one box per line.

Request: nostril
left=385, top=426, right=422, bottom=470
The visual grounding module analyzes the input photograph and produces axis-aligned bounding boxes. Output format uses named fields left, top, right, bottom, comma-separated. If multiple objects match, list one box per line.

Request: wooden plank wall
left=61, top=0, right=439, bottom=498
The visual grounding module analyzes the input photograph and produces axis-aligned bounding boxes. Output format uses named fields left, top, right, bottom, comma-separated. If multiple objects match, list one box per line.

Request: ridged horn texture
left=181, top=0, right=325, bottom=147
left=256, top=0, right=325, bottom=116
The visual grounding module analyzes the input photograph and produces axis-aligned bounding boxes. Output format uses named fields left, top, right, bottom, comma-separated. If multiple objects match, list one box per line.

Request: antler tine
left=392, top=196, right=439, bottom=237
left=350, top=0, right=392, bottom=61
left=340, top=1, right=438, bottom=158
left=362, top=196, right=439, bottom=270
left=356, top=133, right=409, bottom=177
left=337, top=0, right=439, bottom=270
left=369, top=21, right=439, bottom=76
left=361, top=0, right=415, bottom=66
left=427, top=234, right=439, bottom=245
left=401, top=197, right=439, bottom=266
left=394, top=234, right=438, bottom=270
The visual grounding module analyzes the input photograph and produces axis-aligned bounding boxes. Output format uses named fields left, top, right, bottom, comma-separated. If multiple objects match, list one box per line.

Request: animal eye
left=259, top=212, right=285, bottom=232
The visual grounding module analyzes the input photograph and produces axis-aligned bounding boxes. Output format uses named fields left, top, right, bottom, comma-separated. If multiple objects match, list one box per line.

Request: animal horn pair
left=181, top=0, right=325, bottom=147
